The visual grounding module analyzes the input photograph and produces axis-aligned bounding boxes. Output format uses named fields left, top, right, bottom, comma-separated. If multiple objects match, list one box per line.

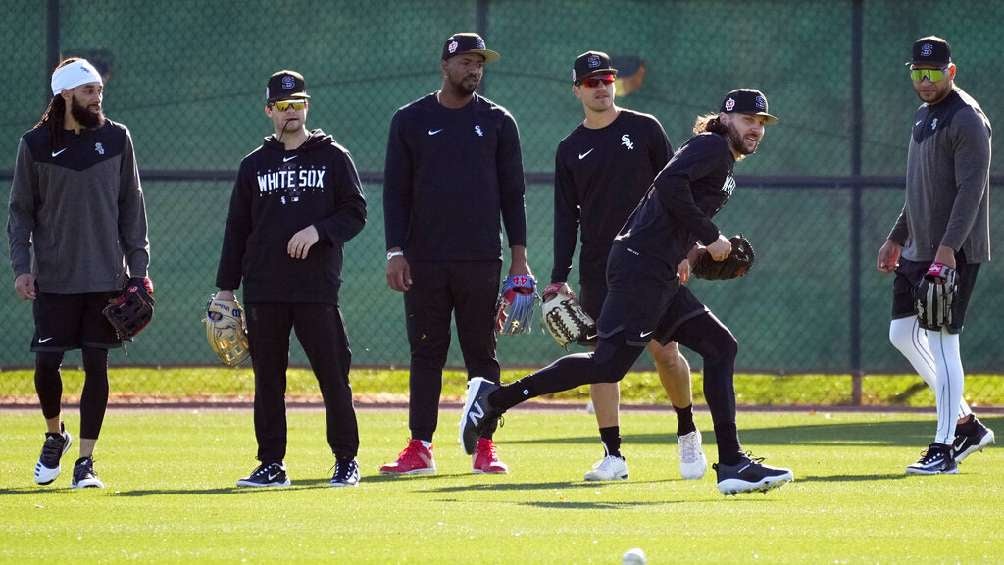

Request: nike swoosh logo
left=953, top=439, right=967, bottom=451
left=51, top=148, right=67, bottom=157
left=578, top=148, right=594, bottom=160
left=282, top=155, right=297, bottom=162
left=267, top=473, right=280, bottom=481
left=428, top=129, right=443, bottom=136
left=639, top=331, right=655, bottom=339
left=39, top=337, right=54, bottom=343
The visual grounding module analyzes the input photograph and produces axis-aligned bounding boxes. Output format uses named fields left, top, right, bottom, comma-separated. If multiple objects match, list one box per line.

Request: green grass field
left=1, top=409, right=1001, bottom=563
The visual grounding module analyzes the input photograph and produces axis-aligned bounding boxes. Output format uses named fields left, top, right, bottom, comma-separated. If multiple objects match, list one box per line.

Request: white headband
left=50, top=59, right=103, bottom=96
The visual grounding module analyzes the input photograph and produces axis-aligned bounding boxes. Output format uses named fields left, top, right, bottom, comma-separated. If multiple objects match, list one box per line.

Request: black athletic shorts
left=892, top=256, right=980, bottom=334
left=596, top=245, right=708, bottom=346
left=578, top=278, right=608, bottom=321
left=31, top=291, right=122, bottom=352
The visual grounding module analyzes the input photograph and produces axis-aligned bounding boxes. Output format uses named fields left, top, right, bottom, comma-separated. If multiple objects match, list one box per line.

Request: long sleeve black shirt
left=550, top=109, right=673, bottom=283
left=383, top=93, right=527, bottom=261
left=216, top=130, right=367, bottom=304
left=614, top=132, right=735, bottom=267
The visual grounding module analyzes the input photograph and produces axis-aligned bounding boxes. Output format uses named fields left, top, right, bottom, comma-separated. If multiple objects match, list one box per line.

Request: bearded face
left=71, top=92, right=105, bottom=128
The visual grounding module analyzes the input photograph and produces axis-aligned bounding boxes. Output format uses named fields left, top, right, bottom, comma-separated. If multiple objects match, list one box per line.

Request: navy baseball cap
left=441, top=33, right=500, bottom=62
left=908, top=36, right=952, bottom=67
left=720, top=89, right=778, bottom=124
left=266, top=70, right=310, bottom=103
left=572, top=50, right=618, bottom=83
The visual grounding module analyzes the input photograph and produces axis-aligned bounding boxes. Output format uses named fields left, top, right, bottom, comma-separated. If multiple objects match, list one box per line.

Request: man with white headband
left=7, top=57, right=151, bottom=489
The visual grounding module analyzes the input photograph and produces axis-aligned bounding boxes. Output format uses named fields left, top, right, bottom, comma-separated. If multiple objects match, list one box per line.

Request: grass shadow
left=417, top=478, right=676, bottom=494
left=114, top=483, right=333, bottom=496
left=503, top=418, right=1004, bottom=448
left=0, top=487, right=75, bottom=496
left=798, top=473, right=908, bottom=483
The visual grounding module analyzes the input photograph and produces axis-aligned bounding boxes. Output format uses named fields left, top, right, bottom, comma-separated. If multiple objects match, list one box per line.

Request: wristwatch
left=386, top=250, right=405, bottom=261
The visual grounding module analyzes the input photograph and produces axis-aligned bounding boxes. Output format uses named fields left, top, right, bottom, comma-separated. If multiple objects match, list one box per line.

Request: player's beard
left=726, top=121, right=759, bottom=156
left=71, top=96, right=105, bottom=129
left=450, top=72, right=481, bottom=96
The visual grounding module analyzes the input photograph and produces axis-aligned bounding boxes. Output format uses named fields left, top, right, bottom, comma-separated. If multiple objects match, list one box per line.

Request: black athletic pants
left=492, top=312, right=743, bottom=463
left=405, top=260, right=502, bottom=443
left=245, top=302, right=358, bottom=462
left=34, top=348, right=110, bottom=440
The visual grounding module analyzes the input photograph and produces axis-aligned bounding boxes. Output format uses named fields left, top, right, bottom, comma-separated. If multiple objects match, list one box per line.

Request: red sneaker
left=473, top=438, right=509, bottom=474
left=379, top=439, right=436, bottom=475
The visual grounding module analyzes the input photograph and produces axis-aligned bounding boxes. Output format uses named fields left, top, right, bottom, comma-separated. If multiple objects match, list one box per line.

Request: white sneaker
left=583, top=454, right=628, bottom=481
left=678, top=431, right=708, bottom=480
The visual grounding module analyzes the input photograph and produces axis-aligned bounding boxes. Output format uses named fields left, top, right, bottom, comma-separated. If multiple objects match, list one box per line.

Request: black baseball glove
left=915, top=262, right=957, bottom=331
left=103, top=277, right=155, bottom=340
left=691, top=235, right=755, bottom=281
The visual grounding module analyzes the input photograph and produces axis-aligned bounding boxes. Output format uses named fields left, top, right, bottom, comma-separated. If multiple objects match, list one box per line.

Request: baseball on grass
left=622, top=547, right=647, bottom=564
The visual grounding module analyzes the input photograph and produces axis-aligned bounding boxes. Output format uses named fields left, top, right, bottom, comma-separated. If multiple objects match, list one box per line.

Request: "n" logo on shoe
left=468, top=403, right=484, bottom=425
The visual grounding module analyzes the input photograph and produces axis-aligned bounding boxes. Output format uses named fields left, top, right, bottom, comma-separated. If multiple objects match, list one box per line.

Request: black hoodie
left=216, top=129, right=367, bottom=304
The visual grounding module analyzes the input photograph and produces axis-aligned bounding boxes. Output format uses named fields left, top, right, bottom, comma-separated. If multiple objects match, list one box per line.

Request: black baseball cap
left=441, top=33, right=500, bottom=63
left=572, top=50, right=618, bottom=83
left=266, top=70, right=310, bottom=103
left=908, top=36, right=952, bottom=67
left=720, top=89, right=778, bottom=124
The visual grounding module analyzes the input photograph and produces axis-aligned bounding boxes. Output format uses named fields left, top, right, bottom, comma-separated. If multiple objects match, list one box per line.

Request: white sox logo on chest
left=256, top=165, right=327, bottom=204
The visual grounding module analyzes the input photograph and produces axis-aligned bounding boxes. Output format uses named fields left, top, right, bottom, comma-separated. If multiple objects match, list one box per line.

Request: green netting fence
left=2, top=1, right=1001, bottom=404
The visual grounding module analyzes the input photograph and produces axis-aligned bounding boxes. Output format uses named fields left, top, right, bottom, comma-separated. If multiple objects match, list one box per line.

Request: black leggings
left=492, top=312, right=743, bottom=463
left=34, top=347, right=110, bottom=440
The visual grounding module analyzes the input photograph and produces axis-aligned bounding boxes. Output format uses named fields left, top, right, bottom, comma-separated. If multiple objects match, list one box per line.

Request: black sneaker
left=459, top=377, right=500, bottom=455
left=330, top=458, right=360, bottom=488
left=906, top=443, right=958, bottom=475
left=71, top=456, right=105, bottom=489
left=236, top=461, right=291, bottom=488
left=952, top=416, right=995, bottom=462
left=714, top=453, right=793, bottom=495
left=34, top=422, right=73, bottom=485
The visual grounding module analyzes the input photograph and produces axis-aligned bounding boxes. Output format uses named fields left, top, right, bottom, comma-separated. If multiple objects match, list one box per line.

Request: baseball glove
left=205, top=294, right=250, bottom=367
left=541, top=287, right=596, bottom=349
left=495, top=274, right=539, bottom=335
left=103, top=277, right=155, bottom=341
left=691, top=234, right=755, bottom=280
left=915, top=262, right=957, bottom=331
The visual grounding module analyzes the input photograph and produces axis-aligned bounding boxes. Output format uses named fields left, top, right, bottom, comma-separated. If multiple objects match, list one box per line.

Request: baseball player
left=878, top=37, right=994, bottom=475
left=216, top=70, right=367, bottom=487
left=546, top=51, right=706, bottom=482
left=462, top=90, right=793, bottom=495
left=8, top=57, right=150, bottom=489
left=381, top=33, right=530, bottom=475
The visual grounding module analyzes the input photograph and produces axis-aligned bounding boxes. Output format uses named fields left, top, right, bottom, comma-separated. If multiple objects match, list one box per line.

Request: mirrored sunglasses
left=578, top=75, right=615, bottom=88
left=909, top=67, right=948, bottom=83
left=272, top=100, right=306, bottom=111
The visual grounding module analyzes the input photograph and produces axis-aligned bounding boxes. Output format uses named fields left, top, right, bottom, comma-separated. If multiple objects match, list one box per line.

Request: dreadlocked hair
left=692, top=113, right=729, bottom=135
left=34, top=57, right=82, bottom=149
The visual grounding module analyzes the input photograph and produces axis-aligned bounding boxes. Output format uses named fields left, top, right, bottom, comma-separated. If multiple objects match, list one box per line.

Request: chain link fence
left=2, top=1, right=1002, bottom=405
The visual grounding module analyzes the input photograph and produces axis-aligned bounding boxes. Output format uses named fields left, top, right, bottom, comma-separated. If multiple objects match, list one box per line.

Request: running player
left=462, top=89, right=794, bottom=495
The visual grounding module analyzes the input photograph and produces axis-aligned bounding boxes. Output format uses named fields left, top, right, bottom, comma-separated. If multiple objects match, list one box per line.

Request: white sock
left=929, top=330, right=965, bottom=444
left=888, top=317, right=971, bottom=418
